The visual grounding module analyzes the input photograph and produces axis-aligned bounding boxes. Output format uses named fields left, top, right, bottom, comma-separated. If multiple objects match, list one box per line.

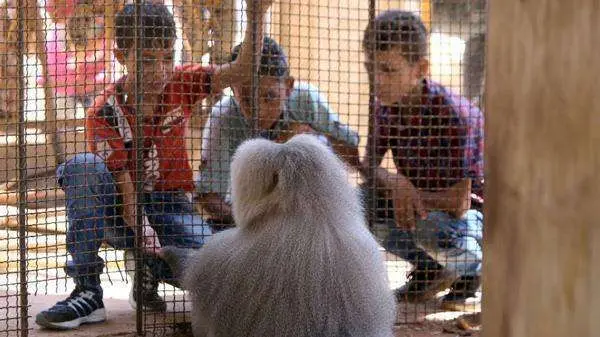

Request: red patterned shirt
left=85, top=64, right=213, bottom=192
left=365, top=80, right=484, bottom=204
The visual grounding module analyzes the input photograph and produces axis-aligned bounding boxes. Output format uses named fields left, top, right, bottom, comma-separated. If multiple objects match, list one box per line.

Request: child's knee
left=57, top=153, right=113, bottom=191
left=58, top=153, right=108, bottom=181
left=462, top=209, right=484, bottom=238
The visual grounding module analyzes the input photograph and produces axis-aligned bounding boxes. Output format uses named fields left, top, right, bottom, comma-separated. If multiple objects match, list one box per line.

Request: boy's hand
left=211, top=0, right=272, bottom=93
left=391, top=182, right=427, bottom=231
left=276, top=122, right=316, bottom=142
left=247, top=0, right=275, bottom=14
left=448, top=179, right=472, bottom=218
left=142, top=218, right=161, bottom=255
left=289, top=122, right=315, bottom=134
left=378, top=169, right=426, bottom=231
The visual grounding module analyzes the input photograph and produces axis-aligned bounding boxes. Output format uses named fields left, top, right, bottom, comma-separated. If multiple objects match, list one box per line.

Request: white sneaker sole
left=36, top=308, right=106, bottom=330
left=128, top=289, right=137, bottom=310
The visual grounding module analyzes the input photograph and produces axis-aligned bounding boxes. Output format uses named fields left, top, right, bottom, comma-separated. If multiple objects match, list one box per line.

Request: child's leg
left=362, top=185, right=456, bottom=302
left=436, top=210, right=484, bottom=310
left=360, top=184, right=441, bottom=270
left=59, top=153, right=125, bottom=294
left=413, top=210, right=484, bottom=278
left=385, top=228, right=441, bottom=270
left=143, top=192, right=213, bottom=283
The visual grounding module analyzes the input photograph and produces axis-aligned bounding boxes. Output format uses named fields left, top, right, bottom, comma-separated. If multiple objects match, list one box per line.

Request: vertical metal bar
left=250, top=0, right=260, bottom=137
left=420, top=0, right=432, bottom=32
left=367, top=0, right=377, bottom=230
left=16, top=0, right=28, bottom=334
left=133, top=1, right=145, bottom=335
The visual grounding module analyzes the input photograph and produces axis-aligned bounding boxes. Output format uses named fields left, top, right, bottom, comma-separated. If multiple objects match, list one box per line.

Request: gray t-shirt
left=196, top=81, right=359, bottom=201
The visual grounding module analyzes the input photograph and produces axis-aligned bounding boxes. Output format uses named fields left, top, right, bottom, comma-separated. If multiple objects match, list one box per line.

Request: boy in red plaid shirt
left=361, top=10, right=484, bottom=311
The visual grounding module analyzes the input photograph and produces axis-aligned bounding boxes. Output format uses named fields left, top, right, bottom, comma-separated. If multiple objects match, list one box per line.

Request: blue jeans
left=384, top=210, right=483, bottom=278
left=58, top=153, right=212, bottom=294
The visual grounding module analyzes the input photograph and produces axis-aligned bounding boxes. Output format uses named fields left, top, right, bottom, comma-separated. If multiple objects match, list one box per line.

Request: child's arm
left=330, top=140, right=360, bottom=168
left=359, top=114, right=389, bottom=185
left=419, top=179, right=472, bottom=218
left=169, top=0, right=273, bottom=109
left=417, top=106, right=479, bottom=217
left=210, top=0, right=273, bottom=94
left=198, top=193, right=234, bottom=223
left=196, top=104, right=236, bottom=223
left=113, top=170, right=161, bottom=254
left=86, top=101, right=159, bottom=253
left=287, top=82, right=361, bottom=168
left=376, top=167, right=426, bottom=231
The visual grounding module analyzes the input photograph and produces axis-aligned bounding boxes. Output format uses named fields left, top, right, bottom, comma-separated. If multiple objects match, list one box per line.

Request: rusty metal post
left=15, top=0, right=28, bottom=334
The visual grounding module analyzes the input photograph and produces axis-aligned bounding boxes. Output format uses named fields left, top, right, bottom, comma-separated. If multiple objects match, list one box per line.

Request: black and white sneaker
left=124, top=250, right=167, bottom=312
left=395, top=266, right=456, bottom=303
left=441, top=275, right=482, bottom=312
left=35, top=287, right=106, bottom=330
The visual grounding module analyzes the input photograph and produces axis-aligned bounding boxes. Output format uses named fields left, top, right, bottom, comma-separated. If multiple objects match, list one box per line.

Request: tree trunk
left=484, top=1, right=600, bottom=336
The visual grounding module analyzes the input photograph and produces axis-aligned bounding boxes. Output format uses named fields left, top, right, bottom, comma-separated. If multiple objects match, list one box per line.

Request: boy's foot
left=395, top=267, right=456, bottom=303
left=124, top=250, right=167, bottom=312
left=129, top=287, right=168, bottom=312
left=35, top=287, right=106, bottom=330
left=440, top=275, right=481, bottom=312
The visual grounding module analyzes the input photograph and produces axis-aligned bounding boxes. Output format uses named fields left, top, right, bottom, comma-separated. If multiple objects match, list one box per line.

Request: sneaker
left=124, top=250, right=167, bottom=312
left=441, top=276, right=481, bottom=312
left=35, top=287, right=106, bottom=330
left=395, top=267, right=456, bottom=303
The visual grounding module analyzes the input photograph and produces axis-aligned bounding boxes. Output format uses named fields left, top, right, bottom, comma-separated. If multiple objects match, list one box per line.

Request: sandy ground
left=0, top=291, right=481, bottom=337
left=0, top=229, right=481, bottom=337
left=0, top=263, right=481, bottom=337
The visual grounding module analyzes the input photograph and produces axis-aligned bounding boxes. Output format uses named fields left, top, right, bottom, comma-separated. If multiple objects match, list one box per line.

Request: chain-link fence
left=0, top=0, right=485, bottom=335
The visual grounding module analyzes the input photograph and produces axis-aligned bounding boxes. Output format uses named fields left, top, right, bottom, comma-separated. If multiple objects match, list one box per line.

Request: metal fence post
left=16, top=0, right=29, bottom=334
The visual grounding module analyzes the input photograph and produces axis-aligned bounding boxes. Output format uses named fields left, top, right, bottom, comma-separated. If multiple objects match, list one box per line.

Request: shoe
left=35, top=287, right=106, bottom=330
left=395, top=266, right=456, bottom=303
left=124, top=250, right=167, bottom=312
left=440, top=276, right=481, bottom=312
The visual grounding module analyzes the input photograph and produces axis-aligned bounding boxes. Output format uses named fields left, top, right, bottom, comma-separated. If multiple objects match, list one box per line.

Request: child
left=361, top=10, right=484, bottom=311
left=196, top=36, right=360, bottom=228
left=40, top=17, right=107, bottom=121
left=35, top=1, right=272, bottom=330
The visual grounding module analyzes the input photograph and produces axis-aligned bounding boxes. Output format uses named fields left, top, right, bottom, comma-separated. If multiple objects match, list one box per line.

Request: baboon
left=162, top=134, right=396, bottom=337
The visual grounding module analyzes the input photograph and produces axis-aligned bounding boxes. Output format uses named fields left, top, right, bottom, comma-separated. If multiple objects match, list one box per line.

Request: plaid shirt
left=365, top=80, right=484, bottom=203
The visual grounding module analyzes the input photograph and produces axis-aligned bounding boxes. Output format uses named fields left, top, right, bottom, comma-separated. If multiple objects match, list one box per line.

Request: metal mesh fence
left=0, top=0, right=486, bottom=335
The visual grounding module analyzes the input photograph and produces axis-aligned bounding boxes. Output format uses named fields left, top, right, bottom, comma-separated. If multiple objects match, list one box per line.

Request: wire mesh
left=0, top=0, right=486, bottom=336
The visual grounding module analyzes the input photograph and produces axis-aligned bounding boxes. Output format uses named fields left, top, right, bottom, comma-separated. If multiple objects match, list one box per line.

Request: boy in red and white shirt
left=36, top=1, right=273, bottom=330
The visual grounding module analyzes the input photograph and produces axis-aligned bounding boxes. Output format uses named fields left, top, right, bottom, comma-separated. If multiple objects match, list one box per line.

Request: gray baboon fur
left=162, top=134, right=396, bottom=337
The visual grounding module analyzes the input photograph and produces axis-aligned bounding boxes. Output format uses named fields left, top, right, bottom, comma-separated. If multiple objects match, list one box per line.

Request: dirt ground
left=87, top=320, right=480, bottom=337
left=0, top=291, right=480, bottom=337
left=88, top=322, right=479, bottom=337
left=396, top=318, right=481, bottom=337
left=1, top=252, right=481, bottom=337
left=0, top=290, right=481, bottom=337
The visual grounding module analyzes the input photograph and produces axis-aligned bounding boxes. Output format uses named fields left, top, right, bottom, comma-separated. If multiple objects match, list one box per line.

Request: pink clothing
left=45, top=0, right=76, bottom=23
left=38, top=24, right=108, bottom=97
